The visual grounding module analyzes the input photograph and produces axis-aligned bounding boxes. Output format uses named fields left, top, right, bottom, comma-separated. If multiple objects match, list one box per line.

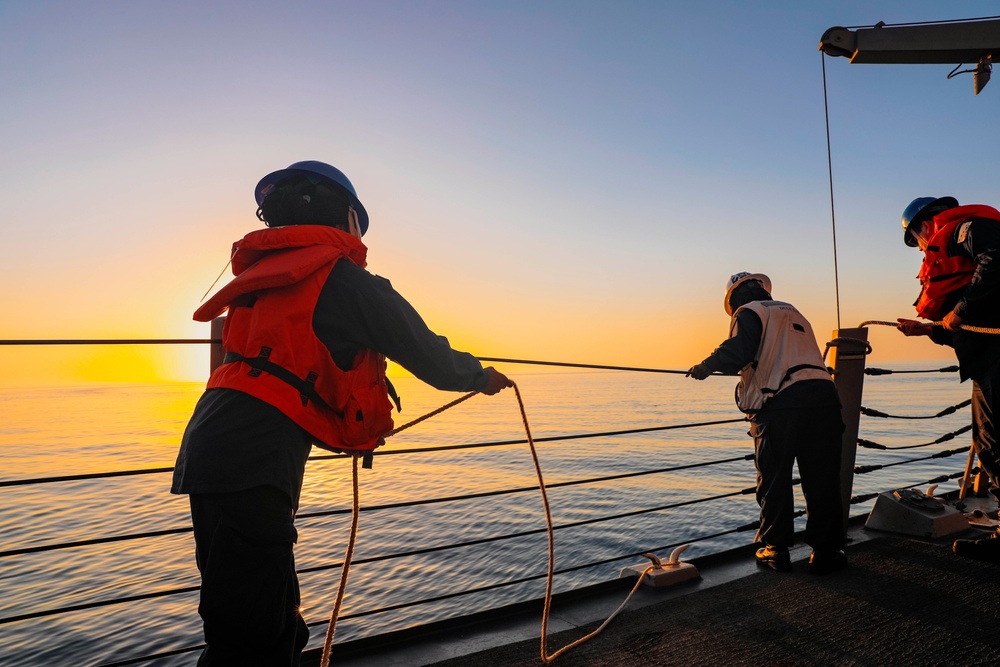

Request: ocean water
left=0, top=363, right=972, bottom=666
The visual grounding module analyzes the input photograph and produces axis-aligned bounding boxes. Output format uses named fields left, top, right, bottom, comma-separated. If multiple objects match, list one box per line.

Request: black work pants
left=751, top=405, right=845, bottom=551
left=972, top=374, right=1000, bottom=488
left=190, top=486, right=309, bottom=667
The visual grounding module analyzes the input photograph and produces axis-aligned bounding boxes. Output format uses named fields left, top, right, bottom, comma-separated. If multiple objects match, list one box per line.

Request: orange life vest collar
left=915, top=205, right=1000, bottom=321
left=194, top=225, right=394, bottom=455
left=195, top=225, right=368, bottom=322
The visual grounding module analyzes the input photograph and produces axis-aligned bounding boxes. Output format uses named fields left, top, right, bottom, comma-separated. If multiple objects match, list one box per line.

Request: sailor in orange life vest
left=896, top=196, right=1000, bottom=562
left=686, top=272, right=847, bottom=575
left=170, top=160, right=513, bottom=666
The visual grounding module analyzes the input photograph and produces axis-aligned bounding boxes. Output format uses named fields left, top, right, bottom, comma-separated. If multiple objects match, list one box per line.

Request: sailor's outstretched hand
left=481, top=367, right=514, bottom=395
left=686, top=364, right=711, bottom=380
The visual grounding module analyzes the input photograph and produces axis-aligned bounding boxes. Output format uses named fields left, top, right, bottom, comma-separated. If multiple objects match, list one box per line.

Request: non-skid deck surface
left=432, top=537, right=1000, bottom=666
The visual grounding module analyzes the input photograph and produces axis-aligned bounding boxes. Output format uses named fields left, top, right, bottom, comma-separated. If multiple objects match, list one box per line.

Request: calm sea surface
left=0, top=363, right=971, bottom=666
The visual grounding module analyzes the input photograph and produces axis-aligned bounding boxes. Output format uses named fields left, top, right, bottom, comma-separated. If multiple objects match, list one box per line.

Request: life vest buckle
left=248, top=347, right=272, bottom=377
left=302, top=371, right=318, bottom=407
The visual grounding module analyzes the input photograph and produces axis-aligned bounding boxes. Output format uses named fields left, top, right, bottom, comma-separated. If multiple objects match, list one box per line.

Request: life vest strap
left=223, top=349, right=339, bottom=414
left=759, top=363, right=831, bottom=397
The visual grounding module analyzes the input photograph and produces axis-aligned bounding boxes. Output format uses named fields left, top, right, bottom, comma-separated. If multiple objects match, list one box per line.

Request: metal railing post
left=830, top=327, right=869, bottom=529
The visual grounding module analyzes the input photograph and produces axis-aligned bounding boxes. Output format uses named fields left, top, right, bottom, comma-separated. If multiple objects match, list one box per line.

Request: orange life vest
left=915, top=205, right=1000, bottom=321
left=193, top=225, right=395, bottom=453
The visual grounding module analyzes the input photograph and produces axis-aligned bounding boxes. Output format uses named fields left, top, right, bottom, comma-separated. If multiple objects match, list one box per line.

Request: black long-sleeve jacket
left=927, top=218, right=1000, bottom=381
left=172, top=260, right=488, bottom=500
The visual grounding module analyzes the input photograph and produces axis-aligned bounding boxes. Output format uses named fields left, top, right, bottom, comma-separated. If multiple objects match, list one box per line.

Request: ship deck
left=315, top=498, right=1000, bottom=667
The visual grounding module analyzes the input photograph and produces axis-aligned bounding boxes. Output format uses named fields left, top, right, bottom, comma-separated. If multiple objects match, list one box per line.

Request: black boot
left=808, top=549, right=848, bottom=575
left=953, top=531, right=1000, bottom=561
left=755, top=544, right=791, bottom=572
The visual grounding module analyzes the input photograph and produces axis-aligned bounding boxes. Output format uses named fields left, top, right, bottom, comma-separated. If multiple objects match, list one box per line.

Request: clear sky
left=2, top=1, right=996, bottom=384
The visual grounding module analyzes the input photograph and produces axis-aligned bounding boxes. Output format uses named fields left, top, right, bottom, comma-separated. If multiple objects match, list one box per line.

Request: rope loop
left=823, top=336, right=872, bottom=362
left=319, top=393, right=480, bottom=666
left=318, top=381, right=656, bottom=665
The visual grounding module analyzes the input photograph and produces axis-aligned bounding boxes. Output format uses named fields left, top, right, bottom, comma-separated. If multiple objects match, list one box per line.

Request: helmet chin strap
left=911, top=221, right=932, bottom=250
left=347, top=206, right=363, bottom=240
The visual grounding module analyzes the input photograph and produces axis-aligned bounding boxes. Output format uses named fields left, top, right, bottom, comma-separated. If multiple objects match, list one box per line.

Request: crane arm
left=819, top=19, right=999, bottom=93
left=819, top=20, right=999, bottom=64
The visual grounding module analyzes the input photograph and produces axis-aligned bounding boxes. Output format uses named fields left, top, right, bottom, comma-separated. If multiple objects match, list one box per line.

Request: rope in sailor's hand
left=860, top=319, right=1000, bottom=334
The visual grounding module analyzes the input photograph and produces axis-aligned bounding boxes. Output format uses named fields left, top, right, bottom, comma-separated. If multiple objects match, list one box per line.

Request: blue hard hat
left=901, top=196, right=958, bottom=247
left=255, top=160, right=369, bottom=235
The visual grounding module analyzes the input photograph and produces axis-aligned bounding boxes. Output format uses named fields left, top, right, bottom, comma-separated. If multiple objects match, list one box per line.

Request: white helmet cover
left=724, top=271, right=772, bottom=315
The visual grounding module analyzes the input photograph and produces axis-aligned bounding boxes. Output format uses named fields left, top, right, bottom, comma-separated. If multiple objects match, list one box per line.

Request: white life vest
left=731, top=300, right=832, bottom=414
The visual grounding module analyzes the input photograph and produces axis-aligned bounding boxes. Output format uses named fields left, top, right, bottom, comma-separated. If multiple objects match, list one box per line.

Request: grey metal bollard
left=829, top=327, right=869, bottom=530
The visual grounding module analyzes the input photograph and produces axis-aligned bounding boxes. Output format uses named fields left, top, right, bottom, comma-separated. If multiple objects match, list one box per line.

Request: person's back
left=688, top=272, right=845, bottom=575
left=897, top=195, right=1000, bottom=562
left=172, top=160, right=512, bottom=665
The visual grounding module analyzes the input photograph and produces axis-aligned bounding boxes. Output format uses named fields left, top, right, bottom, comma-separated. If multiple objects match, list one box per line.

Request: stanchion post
left=210, top=317, right=226, bottom=373
left=830, top=327, right=869, bottom=529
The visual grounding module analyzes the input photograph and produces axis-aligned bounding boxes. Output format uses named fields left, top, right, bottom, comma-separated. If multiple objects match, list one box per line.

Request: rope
left=823, top=336, right=872, bottom=362
left=860, top=319, right=1000, bottom=335
left=509, top=382, right=651, bottom=665
left=546, top=564, right=652, bottom=664
left=385, top=391, right=478, bottom=437
left=311, top=382, right=649, bottom=665
left=821, top=51, right=841, bottom=329
left=317, top=391, right=479, bottom=665
left=319, top=455, right=361, bottom=667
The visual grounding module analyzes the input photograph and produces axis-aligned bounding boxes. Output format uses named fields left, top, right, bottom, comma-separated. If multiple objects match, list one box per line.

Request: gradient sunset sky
left=2, top=1, right=997, bottom=384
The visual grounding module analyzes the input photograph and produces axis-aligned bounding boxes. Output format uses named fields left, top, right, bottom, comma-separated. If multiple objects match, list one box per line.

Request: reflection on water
left=0, top=365, right=970, bottom=665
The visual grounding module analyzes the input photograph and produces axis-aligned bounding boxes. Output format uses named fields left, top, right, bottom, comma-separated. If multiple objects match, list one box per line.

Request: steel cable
left=0, top=419, right=746, bottom=488
left=857, top=425, right=972, bottom=450
left=0, top=454, right=754, bottom=559
left=861, top=399, right=971, bottom=419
